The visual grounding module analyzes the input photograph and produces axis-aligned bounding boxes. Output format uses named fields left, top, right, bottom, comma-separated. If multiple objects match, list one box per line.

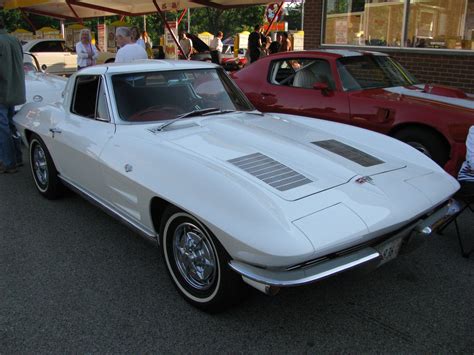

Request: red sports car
left=232, top=50, right=474, bottom=176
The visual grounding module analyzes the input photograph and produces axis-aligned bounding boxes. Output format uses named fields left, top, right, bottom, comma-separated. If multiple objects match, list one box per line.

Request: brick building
left=304, top=0, right=474, bottom=94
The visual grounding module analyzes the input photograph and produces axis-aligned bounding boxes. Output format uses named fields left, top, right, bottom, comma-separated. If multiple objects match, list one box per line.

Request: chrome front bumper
left=229, top=199, right=460, bottom=291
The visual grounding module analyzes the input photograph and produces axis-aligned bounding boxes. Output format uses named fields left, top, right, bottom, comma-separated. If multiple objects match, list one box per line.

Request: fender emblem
left=355, top=176, right=374, bottom=185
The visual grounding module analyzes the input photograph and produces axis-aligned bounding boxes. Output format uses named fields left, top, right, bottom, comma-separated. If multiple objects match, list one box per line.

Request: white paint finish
left=293, top=203, right=369, bottom=254
left=17, top=71, right=66, bottom=111
left=385, top=86, right=474, bottom=110
left=49, top=113, right=115, bottom=197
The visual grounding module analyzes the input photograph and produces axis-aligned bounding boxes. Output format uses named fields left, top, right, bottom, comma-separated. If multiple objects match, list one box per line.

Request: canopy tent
left=0, top=0, right=270, bottom=19
left=1, top=0, right=285, bottom=59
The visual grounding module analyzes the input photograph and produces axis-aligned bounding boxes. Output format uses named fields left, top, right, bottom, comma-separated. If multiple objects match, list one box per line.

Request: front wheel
left=393, top=128, right=449, bottom=167
left=160, top=206, right=246, bottom=312
left=29, top=134, right=63, bottom=199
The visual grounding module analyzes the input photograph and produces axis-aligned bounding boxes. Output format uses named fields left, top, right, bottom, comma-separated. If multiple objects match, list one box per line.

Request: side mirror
left=313, top=82, right=329, bottom=91
left=313, top=82, right=332, bottom=96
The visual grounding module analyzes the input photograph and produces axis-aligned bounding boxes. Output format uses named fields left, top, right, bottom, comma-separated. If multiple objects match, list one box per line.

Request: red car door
left=258, top=57, right=351, bottom=125
left=336, top=55, right=417, bottom=135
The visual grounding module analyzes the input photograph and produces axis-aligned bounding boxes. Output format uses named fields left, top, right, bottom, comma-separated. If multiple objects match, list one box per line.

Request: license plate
left=376, top=238, right=403, bottom=265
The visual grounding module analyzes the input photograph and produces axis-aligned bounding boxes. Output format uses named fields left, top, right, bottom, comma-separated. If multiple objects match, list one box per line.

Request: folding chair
left=439, top=183, right=474, bottom=258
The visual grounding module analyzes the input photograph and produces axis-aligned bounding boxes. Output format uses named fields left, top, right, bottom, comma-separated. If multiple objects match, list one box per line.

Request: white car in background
left=13, top=60, right=460, bottom=312
left=18, top=53, right=67, bottom=111
left=22, top=39, right=115, bottom=75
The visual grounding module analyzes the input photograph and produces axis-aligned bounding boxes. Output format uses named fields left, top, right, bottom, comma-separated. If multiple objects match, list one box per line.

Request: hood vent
left=312, top=139, right=384, bottom=167
left=228, top=153, right=312, bottom=191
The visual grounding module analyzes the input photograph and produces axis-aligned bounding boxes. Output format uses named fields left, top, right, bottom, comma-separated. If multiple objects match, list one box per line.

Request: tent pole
left=152, top=0, right=187, bottom=59
left=65, top=0, right=83, bottom=24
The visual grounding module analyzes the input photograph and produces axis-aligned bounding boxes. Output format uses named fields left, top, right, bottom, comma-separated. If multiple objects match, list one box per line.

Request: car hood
left=355, top=84, right=474, bottom=111
left=161, top=113, right=408, bottom=201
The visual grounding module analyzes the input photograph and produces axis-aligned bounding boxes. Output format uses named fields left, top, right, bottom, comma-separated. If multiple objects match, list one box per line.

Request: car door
left=29, top=40, right=67, bottom=75
left=261, top=57, right=351, bottom=125
left=48, top=74, right=115, bottom=198
left=336, top=55, right=401, bottom=134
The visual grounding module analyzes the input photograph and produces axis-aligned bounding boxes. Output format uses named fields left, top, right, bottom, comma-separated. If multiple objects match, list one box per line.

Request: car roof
left=76, top=59, right=219, bottom=76
left=267, top=49, right=388, bottom=59
left=22, top=38, right=64, bottom=49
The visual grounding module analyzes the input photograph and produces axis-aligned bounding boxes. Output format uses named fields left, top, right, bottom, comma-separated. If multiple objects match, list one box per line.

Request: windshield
left=112, top=68, right=254, bottom=122
left=336, top=55, right=418, bottom=91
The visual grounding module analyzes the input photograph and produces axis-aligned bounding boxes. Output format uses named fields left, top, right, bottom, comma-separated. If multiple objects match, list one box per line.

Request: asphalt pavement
left=1, top=153, right=473, bottom=353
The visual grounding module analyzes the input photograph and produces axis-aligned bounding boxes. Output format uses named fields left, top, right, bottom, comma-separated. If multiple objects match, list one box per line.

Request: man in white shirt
left=209, top=31, right=223, bottom=65
left=179, top=32, right=193, bottom=59
left=115, top=27, right=148, bottom=63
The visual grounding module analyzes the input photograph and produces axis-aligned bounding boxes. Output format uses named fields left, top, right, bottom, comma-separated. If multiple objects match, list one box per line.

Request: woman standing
left=76, top=29, right=98, bottom=70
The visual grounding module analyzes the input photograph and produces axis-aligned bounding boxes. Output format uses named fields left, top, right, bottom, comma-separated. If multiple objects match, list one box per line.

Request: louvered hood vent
left=312, top=139, right=384, bottom=167
left=228, top=153, right=312, bottom=191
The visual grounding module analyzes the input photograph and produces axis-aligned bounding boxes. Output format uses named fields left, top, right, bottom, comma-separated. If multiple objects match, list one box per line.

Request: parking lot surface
left=1, top=157, right=473, bottom=353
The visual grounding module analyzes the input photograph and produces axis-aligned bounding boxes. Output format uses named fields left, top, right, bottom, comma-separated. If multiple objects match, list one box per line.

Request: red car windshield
left=336, top=55, right=418, bottom=91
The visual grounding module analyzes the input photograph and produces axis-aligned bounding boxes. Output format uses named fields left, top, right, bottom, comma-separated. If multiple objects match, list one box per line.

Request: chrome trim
left=59, top=175, right=158, bottom=244
left=229, top=199, right=457, bottom=288
left=229, top=249, right=381, bottom=287
left=414, top=198, right=461, bottom=235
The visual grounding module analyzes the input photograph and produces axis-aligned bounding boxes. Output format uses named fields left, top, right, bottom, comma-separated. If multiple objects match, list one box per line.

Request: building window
left=323, top=0, right=474, bottom=51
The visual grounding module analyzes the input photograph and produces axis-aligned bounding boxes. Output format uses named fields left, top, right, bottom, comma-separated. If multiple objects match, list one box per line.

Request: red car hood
left=359, top=84, right=474, bottom=111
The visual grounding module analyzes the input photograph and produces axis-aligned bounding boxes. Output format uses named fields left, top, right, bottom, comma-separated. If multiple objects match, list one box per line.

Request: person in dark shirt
left=248, top=25, right=263, bottom=63
left=0, top=15, right=25, bottom=174
left=268, top=33, right=282, bottom=54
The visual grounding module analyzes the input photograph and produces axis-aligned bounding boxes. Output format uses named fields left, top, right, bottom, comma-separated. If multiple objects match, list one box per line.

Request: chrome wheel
left=161, top=207, right=247, bottom=312
left=172, top=222, right=217, bottom=290
left=32, top=143, right=49, bottom=188
left=29, top=135, right=63, bottom=199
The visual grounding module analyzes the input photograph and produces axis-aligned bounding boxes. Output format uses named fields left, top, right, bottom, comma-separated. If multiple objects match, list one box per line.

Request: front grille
left=228, top=153, right=312, bottom=191
left=285, top=220, right=417, bottom=271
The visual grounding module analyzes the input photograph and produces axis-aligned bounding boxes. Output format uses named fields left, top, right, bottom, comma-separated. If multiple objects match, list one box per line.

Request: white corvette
left=14, top=60, right=460, bottom=312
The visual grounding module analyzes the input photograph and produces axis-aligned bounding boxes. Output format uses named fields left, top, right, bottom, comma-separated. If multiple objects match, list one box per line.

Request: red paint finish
left=232, top=51, right=474, bottom=176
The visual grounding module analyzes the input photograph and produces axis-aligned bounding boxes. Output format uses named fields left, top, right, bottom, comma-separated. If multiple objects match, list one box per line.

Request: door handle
left=261, top=92, right=275, bottom=97
left=49, top=128, right=62, bottom=138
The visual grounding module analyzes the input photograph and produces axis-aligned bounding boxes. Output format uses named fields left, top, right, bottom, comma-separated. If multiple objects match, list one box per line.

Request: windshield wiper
left=155, top=107, right=220, bottom=131
left=155, top=108, right=263, bottom=132
left=199, top=109, right=265, bottom=117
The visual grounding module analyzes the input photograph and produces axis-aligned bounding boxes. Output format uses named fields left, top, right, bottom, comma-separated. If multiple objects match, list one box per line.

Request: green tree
left=1, top=5, right=267, bottom=44
left=187, top=5, right=265, bottom=37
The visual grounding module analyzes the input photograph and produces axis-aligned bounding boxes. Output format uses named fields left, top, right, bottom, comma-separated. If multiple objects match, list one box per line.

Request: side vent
left=312, top=139, right=384, bottom=167
left=228, top=153, right=312, bottom=191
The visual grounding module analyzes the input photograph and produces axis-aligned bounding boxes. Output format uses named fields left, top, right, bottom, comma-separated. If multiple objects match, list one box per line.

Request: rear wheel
left=29, top=134, right=63, bottom=199
left=159, top=206, right=247, bottom=312
left=393, top=128, right=449, bottom=167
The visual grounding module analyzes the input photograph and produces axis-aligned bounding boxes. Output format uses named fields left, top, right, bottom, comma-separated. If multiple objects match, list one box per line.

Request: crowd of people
left=71, top=23, right=296, bottom=68
left=176, top=25, right=295, bottom=66
left=248, top=24, right=293, bottom=64
left=75, top=26, right=153, bottom=70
